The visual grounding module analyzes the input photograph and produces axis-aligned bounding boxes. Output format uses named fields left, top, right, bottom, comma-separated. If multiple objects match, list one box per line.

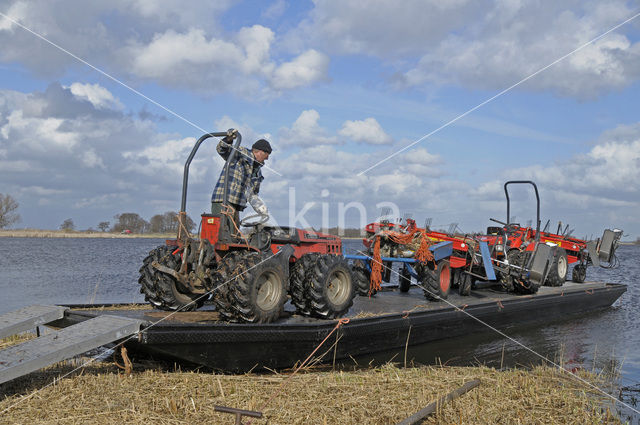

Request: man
left=211, top=136, right=272, bottom=230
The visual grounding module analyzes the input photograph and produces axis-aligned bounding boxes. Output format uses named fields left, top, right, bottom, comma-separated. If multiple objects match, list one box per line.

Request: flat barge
left=52, top=281, right=626, bottom=372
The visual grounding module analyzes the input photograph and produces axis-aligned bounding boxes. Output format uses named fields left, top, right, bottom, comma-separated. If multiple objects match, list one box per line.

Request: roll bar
left=504, top=180, right=541, bottom=242
left=177, top=129, right=241, bottom=240
left=180, top=129, right=241, bottom=213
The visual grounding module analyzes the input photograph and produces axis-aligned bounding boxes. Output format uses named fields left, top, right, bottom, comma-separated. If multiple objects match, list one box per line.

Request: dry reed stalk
left=0, top=361, right=622, bottom=425
left=0, top=332, right=36, bottom=350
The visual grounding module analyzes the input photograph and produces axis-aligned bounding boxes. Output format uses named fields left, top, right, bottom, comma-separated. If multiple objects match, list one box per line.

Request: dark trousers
left=211, top=202, right=241, bottom=235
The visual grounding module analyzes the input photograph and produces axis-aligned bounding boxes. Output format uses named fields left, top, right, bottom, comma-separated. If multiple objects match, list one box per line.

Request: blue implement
left=478, top=240, right=497, bottom=281
left=344, top=241, right=453, bottom=264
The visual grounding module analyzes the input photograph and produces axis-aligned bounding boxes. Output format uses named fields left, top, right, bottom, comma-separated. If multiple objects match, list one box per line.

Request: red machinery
left=138, top=130, right=355, bottom=323
left=486, top=220, right=621, bottom=283
left=357, top=181, right=613, bottom=296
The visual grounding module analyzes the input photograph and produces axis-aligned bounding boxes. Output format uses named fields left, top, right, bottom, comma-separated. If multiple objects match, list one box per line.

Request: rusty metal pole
left=177, top=211, right=187, bottom=241
left=214, top=405, right=263, bottom=425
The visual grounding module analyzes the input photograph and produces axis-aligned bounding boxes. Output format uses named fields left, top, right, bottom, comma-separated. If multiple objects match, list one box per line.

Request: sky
left=0, top=0, right=639, bottom=240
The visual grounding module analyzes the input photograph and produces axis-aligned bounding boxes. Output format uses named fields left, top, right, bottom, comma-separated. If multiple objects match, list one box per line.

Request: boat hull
left=59, top=281, right=626, bottom=371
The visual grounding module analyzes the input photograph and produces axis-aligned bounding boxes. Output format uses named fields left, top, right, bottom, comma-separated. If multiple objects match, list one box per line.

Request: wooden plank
left=0, top=315, right=144, bottom=384
left=0, top=305, right=67, bottom=339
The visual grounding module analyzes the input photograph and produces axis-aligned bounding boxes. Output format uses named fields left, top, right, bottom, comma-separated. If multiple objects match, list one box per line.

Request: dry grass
left=0, top=332, right=36, bottom=351
left=0, top=361, right=621, bottom=425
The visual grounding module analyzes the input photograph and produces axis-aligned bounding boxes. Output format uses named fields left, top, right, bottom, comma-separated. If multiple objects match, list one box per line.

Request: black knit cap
left=252, top=139, right=272, bottom=153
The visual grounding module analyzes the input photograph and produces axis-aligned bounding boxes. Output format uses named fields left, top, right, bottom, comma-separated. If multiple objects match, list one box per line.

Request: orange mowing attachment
left=370, top=228, right=436, bottom=295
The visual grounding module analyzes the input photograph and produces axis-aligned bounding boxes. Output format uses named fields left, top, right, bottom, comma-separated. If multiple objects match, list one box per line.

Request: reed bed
left=0, top=359, right=621, bottom=424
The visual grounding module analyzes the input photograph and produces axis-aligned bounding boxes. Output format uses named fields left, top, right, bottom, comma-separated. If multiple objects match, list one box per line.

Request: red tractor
left=138, top=130, right=355, bottom=323
left=357, top=181, right=578, bottom=296
left=486, top=219, right=622, bottom=284
left=482, top=179, right=622, bottom=285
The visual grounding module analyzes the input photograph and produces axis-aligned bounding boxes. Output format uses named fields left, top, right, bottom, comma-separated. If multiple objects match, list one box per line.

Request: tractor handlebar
left=179, top=129, right=240, bottom=214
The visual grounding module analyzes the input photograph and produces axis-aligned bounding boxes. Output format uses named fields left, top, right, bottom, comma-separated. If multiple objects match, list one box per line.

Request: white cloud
left=290, top=0, right=474, bottom=56
left=278, top=109, right=339, bottom=146
left=80, top=149, right=106, bottom=169
left=270, top=50, right=329, bottom=90
left=0, top=83, right=222, bottom=228
left=400, top=1, right=640, bottom=98
left=0, top=2, right=328, bottom=96
left=291, top=0, right=640, bottom=99
left=123, top=136, right=203, bottom=178
left=69, top=83, right=123, bottom=110
left=262, top=0, right=286, bottom=20
left=1, top=110, right=79, bottom=150
left=339, top=117, right=392, bottom=145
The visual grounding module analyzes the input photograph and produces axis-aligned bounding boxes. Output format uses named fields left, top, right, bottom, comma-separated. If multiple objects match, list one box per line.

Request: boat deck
left=53, top=281, right=625, bottom=371
left=64, top=280, right=620, bottom=323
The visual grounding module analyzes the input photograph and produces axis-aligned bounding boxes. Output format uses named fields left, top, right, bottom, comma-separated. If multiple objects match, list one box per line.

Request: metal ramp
left=0, top=305, right=144, bottom=385
left=0, top=305, right=68, bottom=339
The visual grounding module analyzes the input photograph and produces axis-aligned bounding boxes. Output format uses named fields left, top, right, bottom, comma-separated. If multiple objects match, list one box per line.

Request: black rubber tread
left=457, top=271, right=472, bottom=296
left=504, top=249, right=537, bottom=294
left=545, top=248, right=568, bottom=287
left=421, top=260, right=451, bottom=302
left=211, top=251, right=244, bottom=322
left=138, top=247, right=163, bottom=308
left=516, top=281, right=540, bottom=294
left=139, top=245, right=200, bottom=311
left=228, top=252, right=287, bottom=323
left=572, top=264, right=587, bottom=283
left=305, top=255, right=356, bottom=319
left=352, top=259, right=376, bottom=296
left=289, top=253, right=320, bottom=315
left=399, top=265, right=411, bottom=293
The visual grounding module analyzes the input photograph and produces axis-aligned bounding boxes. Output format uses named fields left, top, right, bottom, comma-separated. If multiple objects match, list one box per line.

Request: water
left=1, top=237, right=639, bottom=419
left=0, top=237, right=160, bottom=310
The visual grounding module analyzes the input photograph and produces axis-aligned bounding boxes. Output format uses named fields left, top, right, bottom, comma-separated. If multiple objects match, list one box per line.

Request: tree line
left=59, top=212, right=197, bottom=234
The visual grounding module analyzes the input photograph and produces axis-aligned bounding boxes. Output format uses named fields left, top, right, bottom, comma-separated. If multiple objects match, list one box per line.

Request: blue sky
left=0, top=0, right=639, bottom=240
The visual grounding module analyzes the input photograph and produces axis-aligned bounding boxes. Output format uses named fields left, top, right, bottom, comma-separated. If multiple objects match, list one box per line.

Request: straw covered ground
left=0, top=349, right=621, bottom=425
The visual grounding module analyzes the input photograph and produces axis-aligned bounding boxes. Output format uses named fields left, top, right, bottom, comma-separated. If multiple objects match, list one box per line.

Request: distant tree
left=149, top=214, right=166, bottom=233
left=97, top=221, right=110, bottom=232
left=0, top=193, right=21, bottom=229
left=113, top=213, right=149, bottom=234
left=183, top=214, right=196, bottom=233
left=60, top=218, right=75, bottom=231
left=149, top=211, right=195, bottom=234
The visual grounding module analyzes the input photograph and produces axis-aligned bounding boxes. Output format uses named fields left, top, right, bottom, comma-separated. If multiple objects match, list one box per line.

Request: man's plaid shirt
left=211, top=140, right=264, bottom=208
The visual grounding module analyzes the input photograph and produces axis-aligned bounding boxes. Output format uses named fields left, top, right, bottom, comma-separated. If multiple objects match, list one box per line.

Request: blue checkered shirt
left=211, top=141, right=264, bottom=208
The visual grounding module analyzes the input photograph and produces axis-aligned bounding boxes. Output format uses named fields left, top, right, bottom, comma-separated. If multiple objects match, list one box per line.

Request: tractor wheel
left=289, top=253, right=320, bottom=316
left=458, top=271, right=472, bottom=296
left=211, top=251, right=244, bottom=322
left=399, top=265, right=412, bottom=293
left=138, top=245, right=201, bottom=311
left=545, top=248, right=568, bottom=287
left=421, top=260, right=451, bottom=301
left=138, top=247, right=163, bottom=308
left=572, top=264, right=587, bottom=283
left=228, top=252, right=287, bottom=323
left=352, top=259, right=376, bottom=296
left=305, top=255, right=355, bottom=319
